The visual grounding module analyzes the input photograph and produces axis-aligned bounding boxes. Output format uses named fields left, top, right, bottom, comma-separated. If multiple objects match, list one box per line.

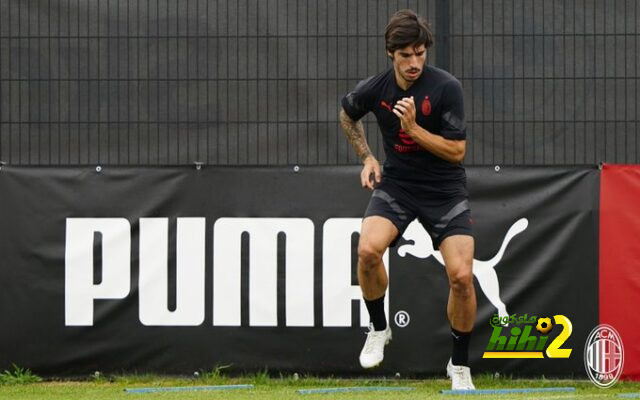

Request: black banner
left=0, top=166, right=599, bottom=376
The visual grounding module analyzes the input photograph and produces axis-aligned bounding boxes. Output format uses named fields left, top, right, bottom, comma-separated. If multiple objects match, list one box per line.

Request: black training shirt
left=341, top=65, right=467, bottom=195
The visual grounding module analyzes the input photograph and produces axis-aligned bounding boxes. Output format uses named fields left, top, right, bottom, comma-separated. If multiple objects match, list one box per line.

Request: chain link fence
left=0, top=0, right=637, bottom=165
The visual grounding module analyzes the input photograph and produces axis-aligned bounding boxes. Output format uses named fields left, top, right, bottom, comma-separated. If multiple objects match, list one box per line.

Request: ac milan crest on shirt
left=421, top=96, right=431, bottom=116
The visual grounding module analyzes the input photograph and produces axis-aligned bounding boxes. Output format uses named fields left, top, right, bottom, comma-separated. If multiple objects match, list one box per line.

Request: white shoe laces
left=450, top=365, right=475, bottom=390
left=362, top=327, right=387, bottom=354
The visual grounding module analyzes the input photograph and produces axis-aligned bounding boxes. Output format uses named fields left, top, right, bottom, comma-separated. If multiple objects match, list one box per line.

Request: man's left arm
left=392, top=82, right=467, bottom=163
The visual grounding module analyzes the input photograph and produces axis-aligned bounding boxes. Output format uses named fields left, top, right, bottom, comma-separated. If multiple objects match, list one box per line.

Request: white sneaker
left=446, top=358, right=475, bottom=390
left=358, top=324, right=392, bottom=368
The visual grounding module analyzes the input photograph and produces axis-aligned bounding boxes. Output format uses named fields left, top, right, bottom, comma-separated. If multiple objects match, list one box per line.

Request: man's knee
left=448, top=262, right=474, bottom=294
left=358, top=241, right=385, bottom=271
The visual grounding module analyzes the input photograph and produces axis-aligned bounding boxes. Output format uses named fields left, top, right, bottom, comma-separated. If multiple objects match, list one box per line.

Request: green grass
left=1, top=372, right=639, bottom=399
left=0, top=364, right=42, bottom=385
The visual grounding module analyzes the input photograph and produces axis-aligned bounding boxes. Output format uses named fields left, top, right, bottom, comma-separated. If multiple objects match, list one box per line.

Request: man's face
left=388, top=44, right=427, bottom=84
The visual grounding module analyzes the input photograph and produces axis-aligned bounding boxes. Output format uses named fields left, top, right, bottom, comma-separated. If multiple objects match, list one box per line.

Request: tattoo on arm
left=339, top=110, right=372, bottom=162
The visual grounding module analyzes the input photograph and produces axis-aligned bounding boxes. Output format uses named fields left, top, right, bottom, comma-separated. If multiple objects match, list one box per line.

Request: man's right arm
left=339, top=108, right=381, bottom=189
left=339, top=109, right=373, bottom=162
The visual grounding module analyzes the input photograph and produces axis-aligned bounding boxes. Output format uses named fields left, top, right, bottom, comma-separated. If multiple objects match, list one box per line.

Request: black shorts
left=364, top=179, right=473, bottom=249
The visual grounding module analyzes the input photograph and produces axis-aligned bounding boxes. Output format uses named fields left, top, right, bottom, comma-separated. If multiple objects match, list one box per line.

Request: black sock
left=451, top=327, right=472, bottom=366
left=364, top=295, right=387, bottom=331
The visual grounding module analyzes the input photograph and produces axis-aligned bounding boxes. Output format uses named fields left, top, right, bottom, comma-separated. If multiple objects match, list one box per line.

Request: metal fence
left=0, top=0, right=638, bottom=166
left=450, top=0, right=640, bottom=165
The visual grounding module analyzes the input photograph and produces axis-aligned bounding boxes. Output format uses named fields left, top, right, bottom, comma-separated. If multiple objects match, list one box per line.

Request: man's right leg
left=357, top=216, right=398, bottom=368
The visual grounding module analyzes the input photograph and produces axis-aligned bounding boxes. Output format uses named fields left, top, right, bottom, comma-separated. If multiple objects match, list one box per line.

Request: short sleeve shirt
left=341, top=66, right=468, bottom=196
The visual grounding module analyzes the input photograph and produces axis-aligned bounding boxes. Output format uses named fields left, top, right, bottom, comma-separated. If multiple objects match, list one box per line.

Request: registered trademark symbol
left=394, top=311, right=410, bottom=327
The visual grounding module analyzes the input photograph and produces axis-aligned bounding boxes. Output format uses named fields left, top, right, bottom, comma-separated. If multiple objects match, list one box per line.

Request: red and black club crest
left=421, top=96, right=431, bottom=116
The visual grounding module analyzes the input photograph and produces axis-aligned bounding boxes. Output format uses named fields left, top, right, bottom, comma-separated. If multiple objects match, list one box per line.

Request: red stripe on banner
left=600, top=164, right=640, bottom=380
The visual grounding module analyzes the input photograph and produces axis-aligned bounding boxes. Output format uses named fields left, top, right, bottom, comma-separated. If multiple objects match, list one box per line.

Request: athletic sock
left=364, top=295, right=387, bottom=331
left=451, top=327, right=472, bottom=366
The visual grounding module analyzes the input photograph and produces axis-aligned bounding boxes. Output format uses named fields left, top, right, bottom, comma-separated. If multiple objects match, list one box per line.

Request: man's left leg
left=440, top=234, right=476, bottom=390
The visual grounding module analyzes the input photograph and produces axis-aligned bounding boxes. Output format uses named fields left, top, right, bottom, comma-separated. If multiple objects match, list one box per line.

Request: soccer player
left=339, top=9, right=476, bottom=390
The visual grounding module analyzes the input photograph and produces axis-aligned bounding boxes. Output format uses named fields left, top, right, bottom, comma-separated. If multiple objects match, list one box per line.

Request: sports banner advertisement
left=600, top=164, right=640, bottom=381
left=0, top=166, right=600, bottom=376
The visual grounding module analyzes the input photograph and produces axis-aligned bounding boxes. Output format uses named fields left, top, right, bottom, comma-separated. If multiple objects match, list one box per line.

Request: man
left=339, top=9, right=476, bottom=390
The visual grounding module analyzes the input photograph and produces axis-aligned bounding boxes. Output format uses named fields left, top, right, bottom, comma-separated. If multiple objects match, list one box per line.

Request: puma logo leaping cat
left=397, top=218, right=529, bottom=323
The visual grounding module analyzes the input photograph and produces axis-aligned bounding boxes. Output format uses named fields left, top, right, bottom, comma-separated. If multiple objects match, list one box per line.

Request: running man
left=339, top=9, right=476, bottom=390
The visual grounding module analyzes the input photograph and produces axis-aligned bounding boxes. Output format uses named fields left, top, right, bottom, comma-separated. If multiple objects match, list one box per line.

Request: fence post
left=435, top=0, right=451, bottom=71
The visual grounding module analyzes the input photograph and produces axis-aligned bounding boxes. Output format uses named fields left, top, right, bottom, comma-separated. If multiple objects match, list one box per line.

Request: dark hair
left=384, top=9, right=434, bottom=54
